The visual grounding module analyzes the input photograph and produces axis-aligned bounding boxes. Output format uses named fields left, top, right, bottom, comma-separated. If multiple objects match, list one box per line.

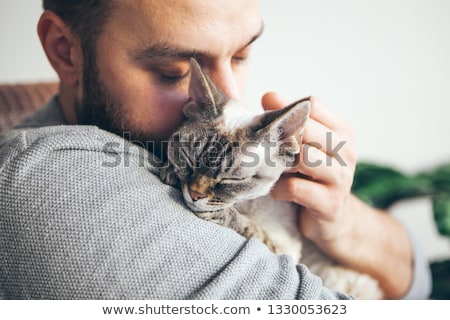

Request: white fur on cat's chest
left=237, top=195, right=303, bottom=263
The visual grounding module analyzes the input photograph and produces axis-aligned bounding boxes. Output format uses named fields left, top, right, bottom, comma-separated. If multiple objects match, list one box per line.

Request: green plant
left=352, top=162, right=450, bottom=299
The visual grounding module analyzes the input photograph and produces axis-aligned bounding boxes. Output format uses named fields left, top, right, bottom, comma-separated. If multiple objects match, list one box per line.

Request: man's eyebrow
left=244, top=22, right=264, bottom=49
left=134, top=45, right=196, bottom=61
left=134, top=22, right=264, bottom=61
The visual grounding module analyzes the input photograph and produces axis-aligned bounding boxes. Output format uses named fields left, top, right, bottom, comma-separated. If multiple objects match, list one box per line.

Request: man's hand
left=262, top=93, right=356, bottom=243
left=261, top=92, right=414, bottom=299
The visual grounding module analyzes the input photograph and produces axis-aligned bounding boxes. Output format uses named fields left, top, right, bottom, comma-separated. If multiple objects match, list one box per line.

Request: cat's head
left=162, top=58, right=310, bottom=212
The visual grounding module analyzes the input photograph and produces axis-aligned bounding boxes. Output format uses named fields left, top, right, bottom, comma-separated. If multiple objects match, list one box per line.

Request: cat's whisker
left=207, top=201, right=225, bottom=206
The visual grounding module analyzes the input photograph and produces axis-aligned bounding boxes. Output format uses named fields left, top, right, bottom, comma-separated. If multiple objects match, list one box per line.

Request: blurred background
left=1, top=0, right=449, bottom=297
left=248, top=1, right=450, bottom=281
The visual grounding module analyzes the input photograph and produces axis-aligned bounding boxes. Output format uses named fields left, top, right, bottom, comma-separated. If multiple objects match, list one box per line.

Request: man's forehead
left=132, top=24, right=263, bottom=63
left=106, top=0, right=262, bottom=58
left=109, top=0, right=261, bottom=34
left=110, top=0, right=260, bottom=21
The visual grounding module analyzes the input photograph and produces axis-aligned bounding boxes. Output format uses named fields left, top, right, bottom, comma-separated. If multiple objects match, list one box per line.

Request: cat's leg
left=300, top=239, right=383, bottom=299
left=159, top=161, right=180, bottom=188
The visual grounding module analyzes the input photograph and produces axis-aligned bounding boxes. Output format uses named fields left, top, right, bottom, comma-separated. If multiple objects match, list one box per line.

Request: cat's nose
left=189, top=188, right=207, bottom=201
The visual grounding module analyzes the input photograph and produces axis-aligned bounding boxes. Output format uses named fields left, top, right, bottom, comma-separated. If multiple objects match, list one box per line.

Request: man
left=0, top=0, right=430, bottom=299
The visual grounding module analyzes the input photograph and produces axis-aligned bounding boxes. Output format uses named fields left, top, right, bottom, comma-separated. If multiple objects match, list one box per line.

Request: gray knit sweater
left=0, top=98, right=428, bottom=299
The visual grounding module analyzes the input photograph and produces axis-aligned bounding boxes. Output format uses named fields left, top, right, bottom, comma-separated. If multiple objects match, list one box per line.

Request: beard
left=75, top=64, right=123, bottom=135
left=74, top=53, right=166, bottom=160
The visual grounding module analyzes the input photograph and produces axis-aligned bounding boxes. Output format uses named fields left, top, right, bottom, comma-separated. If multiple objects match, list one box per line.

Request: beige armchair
left=0, top=82, right=58, bottom=133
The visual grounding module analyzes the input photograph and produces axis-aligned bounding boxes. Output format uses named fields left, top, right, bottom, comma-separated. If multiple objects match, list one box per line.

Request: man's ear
left=37, top=10, right=82, bottom=87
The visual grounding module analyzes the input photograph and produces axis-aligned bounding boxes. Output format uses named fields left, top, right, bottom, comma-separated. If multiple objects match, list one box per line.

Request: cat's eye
left=220, top=177, right=250, bottom=184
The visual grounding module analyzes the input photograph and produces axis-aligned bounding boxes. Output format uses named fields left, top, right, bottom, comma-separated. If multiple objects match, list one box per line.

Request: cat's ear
left=253, top=98, right=310, bottom=145
left=184, top=58, right=229, bottom=120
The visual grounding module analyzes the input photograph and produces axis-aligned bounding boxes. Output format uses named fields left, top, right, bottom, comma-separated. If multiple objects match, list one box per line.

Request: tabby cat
left=160, top=58, right=382, bottom=299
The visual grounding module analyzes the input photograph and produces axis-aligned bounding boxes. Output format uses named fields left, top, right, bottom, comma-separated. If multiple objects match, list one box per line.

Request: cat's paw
left=160, top=162, right=179, bottom=187
left=317, top=266, right=383, bottom=299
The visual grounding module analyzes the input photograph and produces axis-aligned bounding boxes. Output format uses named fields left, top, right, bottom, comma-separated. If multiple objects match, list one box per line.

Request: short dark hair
left=42, top=0, right=115, bottom=51
left=43, top=0, right=117, bottom=109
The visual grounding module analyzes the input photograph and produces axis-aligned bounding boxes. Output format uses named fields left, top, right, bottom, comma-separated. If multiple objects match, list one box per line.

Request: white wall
left=249, top=0, right=450, bottom=173
left=247, top=0, right=450, bottom=262
left=0, top=1, right=57, bottom=82
left=1, top=1, right=449, bottom=261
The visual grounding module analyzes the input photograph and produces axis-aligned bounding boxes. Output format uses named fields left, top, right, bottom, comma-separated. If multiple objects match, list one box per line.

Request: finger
left=302, top=119, right=355, bottom=161
left=261, top=92, right=290, bottom=111
left=309, top=96, right=353, bottom=137
left=271, top=174, right=335, bottom=217
left=298, top=144, right=351, bottom=186
left=262, top=94, right=354, bottom=139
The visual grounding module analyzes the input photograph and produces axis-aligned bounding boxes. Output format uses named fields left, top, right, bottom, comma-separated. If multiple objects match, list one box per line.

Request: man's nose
left=207, top=64, right=241, bottom=101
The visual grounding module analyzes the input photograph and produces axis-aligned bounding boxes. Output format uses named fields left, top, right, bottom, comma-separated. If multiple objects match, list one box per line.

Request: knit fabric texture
left=0, top=97, right=352, bottom=299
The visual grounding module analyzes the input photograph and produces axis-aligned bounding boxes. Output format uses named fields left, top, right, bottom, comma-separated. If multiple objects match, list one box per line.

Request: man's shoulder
left=1, top=124, right=113, bottom=146
left=0, top=96, right=160, bottom=172
left=0, top=125, right=151, bottom=168
left=0, top=123, right=181, bottom=221
left=0, top=125, right=168, bottom=209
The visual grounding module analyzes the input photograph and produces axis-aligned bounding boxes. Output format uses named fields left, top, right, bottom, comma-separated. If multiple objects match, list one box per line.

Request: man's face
left=78, top=0, right=262, bottom=158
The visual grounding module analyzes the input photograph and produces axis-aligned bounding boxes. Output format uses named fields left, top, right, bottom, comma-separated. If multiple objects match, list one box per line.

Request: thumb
left=261, top=91, right=290, bottom=111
